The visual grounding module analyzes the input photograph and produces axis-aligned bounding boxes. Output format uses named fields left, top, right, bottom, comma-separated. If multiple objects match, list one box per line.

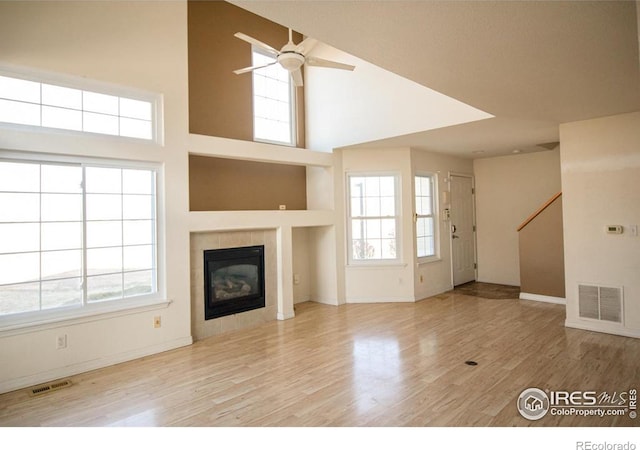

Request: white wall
left=304, top=43, right=492, bottom=153
left=411, top=149, right=474, bottom=299
left=292, top=228, right=312, bottom=304
left=308, top=226, right=341, bottom=305
left=560, top=112, right=640, bottom=337
left=473, top=150, right=561, bottom=286
left=0, top=1, right=192, bottom=393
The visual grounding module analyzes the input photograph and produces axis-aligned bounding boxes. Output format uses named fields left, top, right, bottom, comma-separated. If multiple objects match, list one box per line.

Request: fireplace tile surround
left=190, top=230, right=277, bottom=341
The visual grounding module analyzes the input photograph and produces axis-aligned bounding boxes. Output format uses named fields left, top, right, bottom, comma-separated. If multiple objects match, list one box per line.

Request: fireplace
left=203, top=245, right=265, bottom=320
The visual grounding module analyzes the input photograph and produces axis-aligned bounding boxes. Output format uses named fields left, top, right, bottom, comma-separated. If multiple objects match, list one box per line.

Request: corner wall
left=560, top=112, right=640, bottom=337
left=473, top=150, right=561, bottom=286
left=411, top=149, right=474, bottom=300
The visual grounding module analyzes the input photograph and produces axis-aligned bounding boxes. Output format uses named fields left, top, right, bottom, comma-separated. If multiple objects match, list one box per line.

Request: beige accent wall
left=188, top=0, right=305, bottom=146
left=189, top=155, right=307, bottom=211
left=474, top=149, right=561, bottom=286
left=518, top=196, right=565, bottom=298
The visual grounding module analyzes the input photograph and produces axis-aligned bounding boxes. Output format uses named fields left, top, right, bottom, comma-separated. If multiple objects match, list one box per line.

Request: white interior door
left=450, top=174, right=476, bottom=286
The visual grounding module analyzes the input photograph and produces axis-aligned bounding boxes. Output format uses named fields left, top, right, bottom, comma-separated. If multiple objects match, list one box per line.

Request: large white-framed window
left=415, top=173, right=438, bottom=260
left=347, top=173, right=400, bottom=264
left=0, top=152, right=162, bottom=325
left=251, top=47, right=295, bottom=146
left=0, top=65, right=163, bottom=144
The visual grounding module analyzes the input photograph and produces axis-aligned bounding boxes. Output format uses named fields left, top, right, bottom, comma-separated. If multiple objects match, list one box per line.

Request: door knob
left=452, top=235, right=459, bottom=239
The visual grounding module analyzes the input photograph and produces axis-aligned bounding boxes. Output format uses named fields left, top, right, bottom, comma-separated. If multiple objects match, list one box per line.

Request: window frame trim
left=0, top=150, right=166, bottom=330
left=0, top=63, right=164, bottom=145
left=346, top=171, right=402, bottom=266
left=415, top=172, right=440, bottom=263
left=250, top=46, right=296, bottom=147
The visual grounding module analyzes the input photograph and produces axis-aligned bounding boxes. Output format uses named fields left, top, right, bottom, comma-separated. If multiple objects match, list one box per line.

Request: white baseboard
left=519, top=292, right=566, bottom=305
left=414, top=285, right=453, bottom=302
left=347, top=296, right=415, bottom=304
left=309, top=297, right=340, bottom=306
left=565, top=319, right=640, bottom=339
left=0, top=336, right=193, bottom=395
left=293, top=296, right=311, bottom=305
left=276, top=311, right=295, bottom=320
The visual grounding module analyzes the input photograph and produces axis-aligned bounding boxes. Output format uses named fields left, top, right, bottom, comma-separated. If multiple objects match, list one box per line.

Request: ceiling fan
left=233, top=29, right=355, bottom=87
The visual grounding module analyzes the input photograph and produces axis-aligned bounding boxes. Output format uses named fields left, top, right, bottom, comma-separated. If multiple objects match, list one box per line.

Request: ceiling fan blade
left=234, top=32, right=279, bottom=56
left=295, top=37, right=318, bottom=56
left=306, top=56, right=355, bottom=71
left=233, top=61, right=277, bottom=75
left=291, top=68, right=303, bottom=87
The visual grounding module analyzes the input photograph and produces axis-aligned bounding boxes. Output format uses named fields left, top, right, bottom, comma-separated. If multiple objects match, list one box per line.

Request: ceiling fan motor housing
left=278, top=50, right=305, bottom=72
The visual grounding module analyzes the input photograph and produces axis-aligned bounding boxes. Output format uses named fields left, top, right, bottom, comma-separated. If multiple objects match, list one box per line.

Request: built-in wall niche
left=189, top=154, right=307, bottom=211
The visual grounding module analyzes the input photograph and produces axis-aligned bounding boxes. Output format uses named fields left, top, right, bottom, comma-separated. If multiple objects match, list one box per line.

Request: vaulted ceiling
left=230, top=0, right=640, bottom=157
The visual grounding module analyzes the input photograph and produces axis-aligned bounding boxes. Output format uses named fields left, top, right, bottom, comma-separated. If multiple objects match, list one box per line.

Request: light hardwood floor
left=1, top=290, right=639, bottom=427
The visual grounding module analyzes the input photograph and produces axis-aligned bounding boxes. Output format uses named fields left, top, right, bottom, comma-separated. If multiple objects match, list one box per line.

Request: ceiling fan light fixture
left=277, top=52, right=305, bottom=72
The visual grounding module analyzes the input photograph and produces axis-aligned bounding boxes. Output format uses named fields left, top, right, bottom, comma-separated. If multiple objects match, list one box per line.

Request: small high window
left=251, top=48, right=295, bottom=146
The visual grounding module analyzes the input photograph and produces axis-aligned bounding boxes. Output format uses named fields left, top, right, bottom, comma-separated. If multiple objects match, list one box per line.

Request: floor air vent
left=29, top=379, right=72, bottom=397
left=578, top=284, right=623, bottom=323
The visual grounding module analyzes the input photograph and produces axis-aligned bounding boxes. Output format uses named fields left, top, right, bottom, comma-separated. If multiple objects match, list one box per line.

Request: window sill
left=0, top=298, right=172, bottom=338
left=254, top=137, right=296, bottom=148
left=346, top=262, right=408, bottom=270
left=418, top=257, right=442, bottom=266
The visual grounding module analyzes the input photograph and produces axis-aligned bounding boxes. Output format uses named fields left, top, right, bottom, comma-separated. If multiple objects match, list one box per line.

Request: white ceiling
left=230, top=0, right=640, bottom=158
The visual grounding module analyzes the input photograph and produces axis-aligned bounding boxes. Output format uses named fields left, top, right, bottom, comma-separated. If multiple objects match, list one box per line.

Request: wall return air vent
left=578, top=284, right=623, bottom=323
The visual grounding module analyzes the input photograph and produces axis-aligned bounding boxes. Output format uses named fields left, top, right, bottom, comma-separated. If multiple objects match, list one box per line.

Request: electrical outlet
left=420, top=275, right=424, bottom=283
left=293, top=274, right=300, bottom=285
left=56, top=334, right=67, bottom=349
left=153, top=316, right=161, bottom=328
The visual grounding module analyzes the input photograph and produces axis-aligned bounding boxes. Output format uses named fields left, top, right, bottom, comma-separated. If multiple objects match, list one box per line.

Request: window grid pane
left=0, top=159, right=158, bottom=318
left=252, top=48, right=294, bottom=145
left=0, top=74, right=155, bottom=141
left=349, top=175, right=398, bottom=261
left=415, top=175, right=437, bottom=258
